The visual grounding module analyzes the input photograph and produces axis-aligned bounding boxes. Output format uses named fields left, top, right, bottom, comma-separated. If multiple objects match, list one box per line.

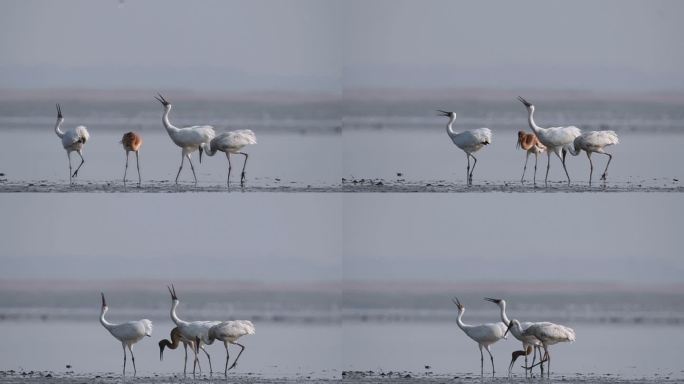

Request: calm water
left=1, top=98, right=682, bottom=188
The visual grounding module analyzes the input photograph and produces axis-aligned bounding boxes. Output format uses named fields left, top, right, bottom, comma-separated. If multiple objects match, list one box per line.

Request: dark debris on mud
left=0, top=177, right=682, bottom=193
left=0, top=370, right=682, bottom=384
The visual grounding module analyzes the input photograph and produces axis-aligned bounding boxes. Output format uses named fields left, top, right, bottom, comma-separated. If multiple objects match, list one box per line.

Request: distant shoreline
left=2, top=88, right=684, bottom=104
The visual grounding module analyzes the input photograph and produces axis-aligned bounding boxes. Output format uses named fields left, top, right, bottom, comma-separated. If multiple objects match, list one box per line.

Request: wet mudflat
left=0, top=178, right=682, bottom=193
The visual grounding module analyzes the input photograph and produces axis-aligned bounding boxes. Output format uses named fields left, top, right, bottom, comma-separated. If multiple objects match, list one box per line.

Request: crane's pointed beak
left=155, top=93, right=170, bottom=106
left=484, top=297, right=501, bottom=304
left=56, top=103, right=63, bottom=119
left=517, top=96, right=532, bottom=107
left=101, top=292, right=106, bottom=307
left=436, top=109, right=451, bottom=117
left=167, top=285, right=177, bottom=300
left=159, top=343, right=165, bottom=361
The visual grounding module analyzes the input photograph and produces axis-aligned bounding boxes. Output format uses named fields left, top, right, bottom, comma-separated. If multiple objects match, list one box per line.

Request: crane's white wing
left=108, top=320, right=150, bottom=342
left=526, top=322, right=576, bottom=343
left=210, top=320, right=256, bottom=340
left=464, top=321, right=506, bottom=343
left=181, top=320, right=222, bottom=343
left=538, top=126, right=581, bottom=147
left=177, top=125, right=216, bottom=145
left=470, top=128, right=492, bottom=144
left=61, top=126, right=90, bottom=147
left=575, top=130, right=619, bottom=151
left=211, top=130, right=257, bottom=152
left=451, top=128, right=492, bottom=152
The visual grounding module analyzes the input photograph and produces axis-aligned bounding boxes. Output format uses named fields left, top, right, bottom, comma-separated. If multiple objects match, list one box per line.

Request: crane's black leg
left=183, top=343, right=188, bottom=376
left=545, top=151, right=551, bottom=187
left=469, top=154, right=478, bottom=185
left=587, top=152, right=593, bottom=186
left=601, top=153, right=613, bottom=181
left=485, top=345, right=495, bottom=376
left=187, top=155, right=198, bottom=184
left=128, top=345, right=136, bottom=376
left=122, top=343, right=127, bottom=377
left=226, top=153, right=232, bottom=187
left=466, top=153, right=471, bottom=186
left=72, top=151, right=85, bottom=178
left=200, top=345, right=213, bottom=375
left=67, top=152, right=73, bottom=184
left=239, top=152, right=249, bottom=187
left=224, top=343, right=230, bottom=376
left=228, top=343, right=246, bottom=370
left=479, top=345, right=484, bottom=376
left=521, top=151, right=530, bottom=183
left=135, top=151, right=141, bottom=186
left=123, top=151, right=129, bottom=185
left=561, top=150, right=571, bottom=185
left=175, top=153, right=185, bottom=184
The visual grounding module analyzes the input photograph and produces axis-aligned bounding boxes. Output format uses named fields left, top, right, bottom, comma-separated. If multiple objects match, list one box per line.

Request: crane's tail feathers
left=142, top=319, right=153, bottom=336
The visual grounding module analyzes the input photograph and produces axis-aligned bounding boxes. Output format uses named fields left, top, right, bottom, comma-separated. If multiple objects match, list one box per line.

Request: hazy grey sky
left=0, top=0, right=339, bottom=91
left=1, top=0, right=683, bottom=91
left=342, top=0, right=684, bottom=90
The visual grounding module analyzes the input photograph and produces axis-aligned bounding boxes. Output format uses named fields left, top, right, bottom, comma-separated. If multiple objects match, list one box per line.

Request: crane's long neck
left=170, top=300, right=186, bottom=325
left=446, top=115, right=458, bottom=136
left=527, top=107, right=543, bottom=134
left=99, top=306, right=114, bottom=329
left=200, top=142, right=217, bottom=157
left=456, top=308, right=468, bottom=330
left=162, top=106, right=179, bottom=135
left=566, top=142, right=581, bottom=156
left=499, top=302, right=510, bottom=325
left=54, top=118, right=65, bottom=138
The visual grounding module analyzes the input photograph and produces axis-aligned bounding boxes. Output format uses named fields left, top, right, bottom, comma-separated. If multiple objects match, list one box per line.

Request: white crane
left=204, top=320, right=256, bottom=376
left=155, top=94, right=215, bottom=184
left=99, top=293, right=152, bottom=377
left=506, top=319, right=576, bottom=377
left=517, top=97, right=581, bottom=186
left=516, top=130, right=546, bottom=184
left=452, top=297, right=507, bottom=376
left=53, top=104, right=90, bottom=184
left=199, top=130, right=257, bottom=187
left=121, top=131, right=143, bottom=186
left=167, top=285, right=220, bottom=376
left=437, top=110, right=492, bottom=185
left=484, top=297, right=547, bottom=376
left=565, top=130, right=619, bottom=185
left=159, top=327, right=193, bottom=375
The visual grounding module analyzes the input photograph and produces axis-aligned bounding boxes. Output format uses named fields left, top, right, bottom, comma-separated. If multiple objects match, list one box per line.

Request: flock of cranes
left=53, top=94, right=258, bottom=187
left=440, top=96, right=619, bottom=186
left=53, top=95, right=618, bottom=188
left=453, top=297, right=576, bottom=378
left=99, top=288, right=573, bottom=378
left=99, top=286, right=255, bottom=378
